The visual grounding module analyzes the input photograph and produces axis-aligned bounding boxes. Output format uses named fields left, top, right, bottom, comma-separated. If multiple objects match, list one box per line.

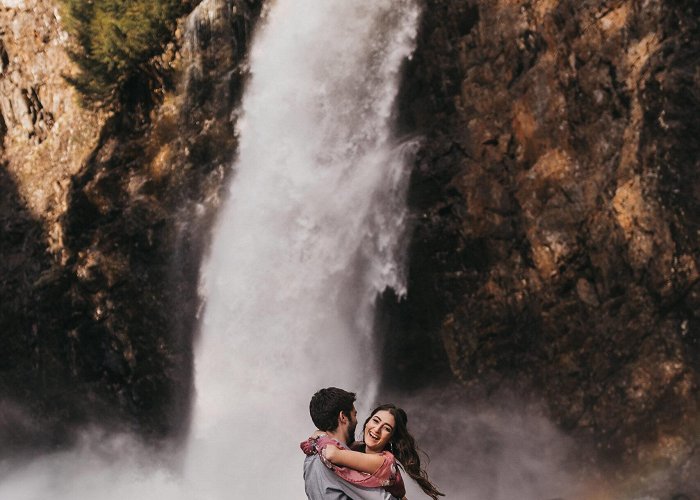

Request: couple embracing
left=302, top=387, right=444, bottom=500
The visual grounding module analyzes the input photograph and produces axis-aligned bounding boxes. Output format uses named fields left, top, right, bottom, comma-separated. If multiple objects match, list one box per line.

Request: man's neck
left=323, top=429, right=348, bottom=446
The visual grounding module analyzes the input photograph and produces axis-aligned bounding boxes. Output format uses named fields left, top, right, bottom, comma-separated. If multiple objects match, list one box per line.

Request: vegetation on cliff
left=59, top=0, right=192, bottom=106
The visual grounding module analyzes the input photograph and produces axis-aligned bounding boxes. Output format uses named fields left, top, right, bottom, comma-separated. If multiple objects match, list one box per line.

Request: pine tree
left=59, top=0, right=190, bottom=108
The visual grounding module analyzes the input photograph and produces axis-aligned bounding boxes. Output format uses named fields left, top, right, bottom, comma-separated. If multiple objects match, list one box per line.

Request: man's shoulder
left=303, top=452, right=322, bottom=473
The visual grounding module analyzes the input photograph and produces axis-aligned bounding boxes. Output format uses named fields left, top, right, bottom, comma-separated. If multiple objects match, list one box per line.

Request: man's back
left=303, top=454, right=394, bottom=500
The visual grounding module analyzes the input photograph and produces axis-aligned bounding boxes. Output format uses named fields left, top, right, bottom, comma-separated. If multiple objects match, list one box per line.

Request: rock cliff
left=0, top=0, right=262, bottom=450
left=392, top=0, right=699, bottom=495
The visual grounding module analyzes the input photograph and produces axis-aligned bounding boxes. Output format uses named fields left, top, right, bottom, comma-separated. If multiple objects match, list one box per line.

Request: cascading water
left=0, top=0, right=421, bottom=498
left=185, top=0, right=420, bottom=496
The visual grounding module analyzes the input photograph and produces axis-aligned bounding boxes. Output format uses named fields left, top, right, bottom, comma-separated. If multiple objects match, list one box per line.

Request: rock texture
left=395, top=0, right=699, bottom=494
left=0, top=0, right=262, bottom=451
left=0, top=0, right=104, bottom=248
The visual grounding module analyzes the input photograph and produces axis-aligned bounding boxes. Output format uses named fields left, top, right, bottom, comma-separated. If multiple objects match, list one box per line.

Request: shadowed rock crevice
left=0, top=163, right=82, bottom=453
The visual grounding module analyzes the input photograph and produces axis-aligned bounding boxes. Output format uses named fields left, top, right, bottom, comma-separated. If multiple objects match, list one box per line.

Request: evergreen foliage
left=59, top=0, right=190, bottom=107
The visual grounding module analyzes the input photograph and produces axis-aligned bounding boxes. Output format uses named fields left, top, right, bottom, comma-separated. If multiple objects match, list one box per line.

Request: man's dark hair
left=309, top=387, right=356, bottom=431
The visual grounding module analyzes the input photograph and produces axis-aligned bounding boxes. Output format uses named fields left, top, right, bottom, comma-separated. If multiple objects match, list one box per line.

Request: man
left=304, top=387, right=394, bottom=500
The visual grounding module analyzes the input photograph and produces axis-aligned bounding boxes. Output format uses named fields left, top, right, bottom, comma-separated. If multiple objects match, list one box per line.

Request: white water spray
left=0, top=0, right=420, bottom=498
left=186, top=0, right=419, bottom=496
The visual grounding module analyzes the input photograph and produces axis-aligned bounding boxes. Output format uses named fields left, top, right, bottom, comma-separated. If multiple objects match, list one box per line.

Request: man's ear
left=338, top=410, right=347, bottom=425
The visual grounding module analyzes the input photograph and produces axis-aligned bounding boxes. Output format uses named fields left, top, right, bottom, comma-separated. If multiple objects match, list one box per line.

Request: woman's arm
left=322, top=445, right=385, bottom=474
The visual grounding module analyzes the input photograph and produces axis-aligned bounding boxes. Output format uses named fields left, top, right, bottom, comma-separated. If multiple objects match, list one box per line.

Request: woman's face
left=363, top=410, right=395, bottom=453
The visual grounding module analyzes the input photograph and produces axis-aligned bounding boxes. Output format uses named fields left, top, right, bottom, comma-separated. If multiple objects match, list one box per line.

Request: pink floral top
left=300, top=435, right=405, bottom=498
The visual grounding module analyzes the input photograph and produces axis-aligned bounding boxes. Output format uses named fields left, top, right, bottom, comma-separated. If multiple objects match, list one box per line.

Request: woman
left=301, top=403, right=444, bottom=500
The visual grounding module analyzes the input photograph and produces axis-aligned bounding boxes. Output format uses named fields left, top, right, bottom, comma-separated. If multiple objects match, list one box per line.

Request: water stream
left=186, top=0, right=420, bottom=496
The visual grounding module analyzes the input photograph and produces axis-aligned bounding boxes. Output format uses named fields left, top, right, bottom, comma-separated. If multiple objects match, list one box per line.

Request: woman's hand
left=300, top=431, right=327, bottom=455
left=322, top=444, right=340, bottom=462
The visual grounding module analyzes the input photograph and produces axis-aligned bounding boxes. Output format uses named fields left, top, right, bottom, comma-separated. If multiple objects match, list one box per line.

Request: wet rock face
left=0, top=0, right=262, bottom=450
left=399, top=0, right=699, bottom=485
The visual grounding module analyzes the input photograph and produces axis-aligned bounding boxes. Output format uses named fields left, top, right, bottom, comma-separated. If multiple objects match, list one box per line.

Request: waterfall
left=186, top=0, right=419, bottom=497
left=0, top=0, right=420, bottom=498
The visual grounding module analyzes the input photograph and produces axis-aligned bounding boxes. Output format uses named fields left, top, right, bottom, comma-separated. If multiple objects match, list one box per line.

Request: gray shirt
left=304, top=454, right=395, bottom=500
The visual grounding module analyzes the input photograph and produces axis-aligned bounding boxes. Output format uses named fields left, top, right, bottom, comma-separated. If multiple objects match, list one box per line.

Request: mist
left=379, top=386, right=585, bottom=500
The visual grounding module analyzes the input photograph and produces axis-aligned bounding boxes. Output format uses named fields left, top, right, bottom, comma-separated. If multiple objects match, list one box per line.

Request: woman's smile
left=363, top=410, right=395, bottom=453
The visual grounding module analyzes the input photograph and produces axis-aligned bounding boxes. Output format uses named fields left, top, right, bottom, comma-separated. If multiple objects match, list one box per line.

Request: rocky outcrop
left=0, top=0, right=104, bottom=251
left=0, top=0, right=262, bottom=451
left=396, top=0, right=699, bottom=494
